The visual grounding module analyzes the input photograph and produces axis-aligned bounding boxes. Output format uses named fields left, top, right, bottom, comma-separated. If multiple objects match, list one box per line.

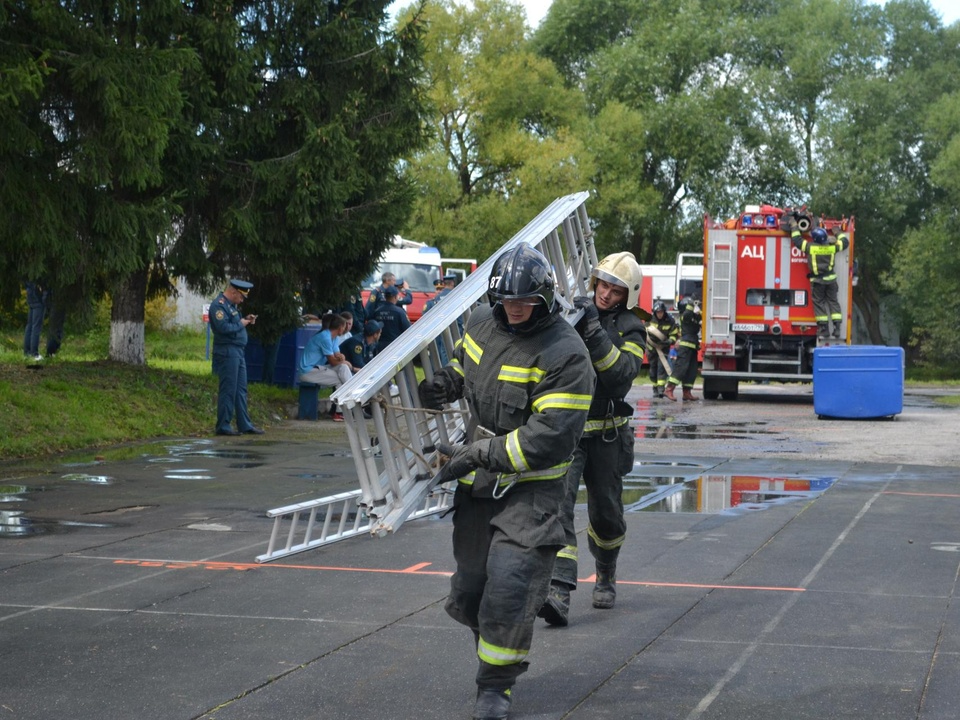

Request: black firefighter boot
left=474, top=687, right=512, bottom=720
left=538, top=582, right=571, bottom=627
left=832, top=321, right=842, bottom=339
left=593, top=563, right=617, bottom=609
left=817, top=322, right=829, bottom=340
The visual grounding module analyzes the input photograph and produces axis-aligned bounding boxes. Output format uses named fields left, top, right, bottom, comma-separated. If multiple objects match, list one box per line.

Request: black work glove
left=573, top=297, right=602, bottom=340
left=434, top=440, right=490, bottom=484
left=787, top=215, right=799, bottom=232
left=418, top=374, right=455, bottom=410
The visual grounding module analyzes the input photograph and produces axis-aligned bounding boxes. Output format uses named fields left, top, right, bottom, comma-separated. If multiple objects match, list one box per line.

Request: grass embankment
left=0, top=328, right=295, bottom=460
left=3, top=324, right=960, bottom=460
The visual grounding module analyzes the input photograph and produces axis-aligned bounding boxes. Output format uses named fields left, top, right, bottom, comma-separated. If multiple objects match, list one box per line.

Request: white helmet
left=590, top=252, right=643, bottom=309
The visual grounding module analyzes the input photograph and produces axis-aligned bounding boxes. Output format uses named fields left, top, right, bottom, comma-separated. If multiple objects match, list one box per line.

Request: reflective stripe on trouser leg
left=582, top=427, right=631, bottom=566
left=552, top=443, right=588, bottom=589
left=445, top=484, right=564, bottom=689
left=671, top=345, right=698, bottom=389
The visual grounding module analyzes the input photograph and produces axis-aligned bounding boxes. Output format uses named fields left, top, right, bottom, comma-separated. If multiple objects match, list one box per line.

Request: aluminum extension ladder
left=257, top=191, right=598, bottom=562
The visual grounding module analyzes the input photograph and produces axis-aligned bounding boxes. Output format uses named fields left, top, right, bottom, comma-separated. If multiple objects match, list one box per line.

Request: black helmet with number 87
left=487, top=245, right=557, bottom=312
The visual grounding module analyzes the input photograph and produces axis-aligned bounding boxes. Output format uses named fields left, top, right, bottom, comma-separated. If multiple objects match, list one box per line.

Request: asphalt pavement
left=2, top=385, right=959, bottom=719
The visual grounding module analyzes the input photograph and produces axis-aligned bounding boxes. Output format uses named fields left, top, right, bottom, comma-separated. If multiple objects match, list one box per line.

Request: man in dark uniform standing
left=373, top=285, right=410, bottom=351
left=209, top=279, right=264, bottom=436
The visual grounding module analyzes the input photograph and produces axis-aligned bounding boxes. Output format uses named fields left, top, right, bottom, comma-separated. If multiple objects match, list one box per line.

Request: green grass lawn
left=0, top=327, right=298, bottom=460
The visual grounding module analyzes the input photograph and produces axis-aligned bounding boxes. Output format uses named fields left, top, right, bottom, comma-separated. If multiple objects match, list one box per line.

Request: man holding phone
left=209, top=278, right=265, bottom=436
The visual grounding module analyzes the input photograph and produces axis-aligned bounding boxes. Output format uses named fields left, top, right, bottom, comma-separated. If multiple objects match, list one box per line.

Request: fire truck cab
left=700, top=204, right=855, bottom=400
left=361, top=237, right=443, bottom=322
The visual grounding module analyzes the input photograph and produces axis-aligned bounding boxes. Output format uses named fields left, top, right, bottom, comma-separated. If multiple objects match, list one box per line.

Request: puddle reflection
left=576, top=473, right=836, bottom=515
left=0, top=511, right=117, bottom=537
left=0, top=485, right=29, bottom=503
left=61, top=473, right=114, bottom=485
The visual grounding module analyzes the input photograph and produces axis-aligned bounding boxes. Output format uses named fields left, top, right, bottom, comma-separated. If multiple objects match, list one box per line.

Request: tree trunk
left=109, top=268, right=147, bottom=364
left=853, top=269, right=887, bottom=346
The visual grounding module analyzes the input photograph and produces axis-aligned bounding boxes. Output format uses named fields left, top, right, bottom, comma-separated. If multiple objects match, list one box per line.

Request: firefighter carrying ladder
left=257, top=191, right=598, bottom=562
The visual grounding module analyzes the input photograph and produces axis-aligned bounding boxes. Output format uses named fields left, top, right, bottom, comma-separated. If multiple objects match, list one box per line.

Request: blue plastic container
left=244, top=326, right=323, bottom=387
left=813, top=345, right=904, bottom=419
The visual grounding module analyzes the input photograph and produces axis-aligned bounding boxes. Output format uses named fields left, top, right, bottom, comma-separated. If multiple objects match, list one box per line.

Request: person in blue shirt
left=373, top=285, right=411, bottom=351
left=298, top=314, right=354, bottom=420
left=209, top=279, right=264, bottom=436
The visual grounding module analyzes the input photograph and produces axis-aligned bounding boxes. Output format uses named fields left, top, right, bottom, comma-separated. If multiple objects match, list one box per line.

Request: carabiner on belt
left=492, top=474, right=519, bottom=500
left=602, top=399, right=619, bottom=443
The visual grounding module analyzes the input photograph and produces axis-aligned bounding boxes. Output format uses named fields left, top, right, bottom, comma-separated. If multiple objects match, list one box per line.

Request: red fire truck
left=700, top=204, right=855, bottom=400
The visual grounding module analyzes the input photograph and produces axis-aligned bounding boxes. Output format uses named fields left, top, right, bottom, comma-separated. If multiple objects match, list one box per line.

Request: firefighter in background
left=418, top=245, right=593, bottom=720
left=664, top=297, right=701, bottom=402
left=539, top=252, right=646, bottom=627
left=646, top=301, right=680, bottom=399
left=790, top=219, right=850, bottom=339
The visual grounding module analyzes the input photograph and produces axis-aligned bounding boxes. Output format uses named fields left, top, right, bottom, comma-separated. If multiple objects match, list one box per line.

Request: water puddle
left=0, top=510, right=117, bottom=538
left=61, top=473, right=114, bottom=485
left=0, top=511, right=37, bottom=536
left=634, top=421, right=777, bottom=441
left=163, top=467, right=215, bottom=480
left=623, top=473, right=836, bottom=514
left=176, top=449, right=260, bottom=460
left=0, top=485, right=29, bottom=503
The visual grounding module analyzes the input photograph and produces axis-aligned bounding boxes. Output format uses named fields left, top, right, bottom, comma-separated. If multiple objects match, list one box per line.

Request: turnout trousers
left=648, top=349, right=671, bottom=390
left=552, top=423, right=634, bottom=589
left=445, top=481, right=565, bottom=690
left=669, top=345, right=699, bottom=389
left=811, top=281, right=841, bottom=324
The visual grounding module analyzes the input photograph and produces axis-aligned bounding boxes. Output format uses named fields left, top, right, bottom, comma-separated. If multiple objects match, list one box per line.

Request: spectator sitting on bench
left=298, top=314, right=353, bottom=421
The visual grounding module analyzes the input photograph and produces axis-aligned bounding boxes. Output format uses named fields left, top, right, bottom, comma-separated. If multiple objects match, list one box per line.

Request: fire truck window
left=677, top=279, right=702, bottom=302
left=745, top=289, right=797, bottom=306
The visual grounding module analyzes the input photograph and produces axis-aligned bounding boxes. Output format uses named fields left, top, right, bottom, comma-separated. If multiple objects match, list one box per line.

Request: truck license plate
left=731, top=323, right=766, bottom=332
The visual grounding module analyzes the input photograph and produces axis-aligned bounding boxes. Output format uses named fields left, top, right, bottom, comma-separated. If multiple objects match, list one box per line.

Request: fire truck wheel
left=703, top=390, right=720, bottom=400
left=721, top=390, right=740, bottom=401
